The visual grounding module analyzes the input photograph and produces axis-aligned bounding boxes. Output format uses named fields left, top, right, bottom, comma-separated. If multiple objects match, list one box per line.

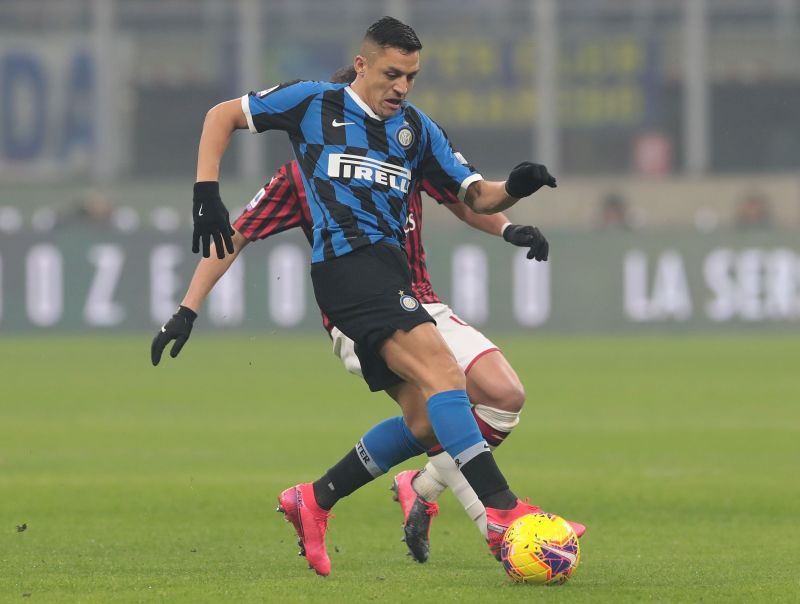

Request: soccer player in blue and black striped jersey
left=188, top=17, right=568, bottom=576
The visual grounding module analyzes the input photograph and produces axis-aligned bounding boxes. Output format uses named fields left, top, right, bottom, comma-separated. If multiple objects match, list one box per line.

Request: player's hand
left=504, top=162, right=557, bottom=199
left=192, top=181, right=235, bottom=259
left=151, top=306, right=197, bottom=366
left=503, top=224, right=549, bottom=261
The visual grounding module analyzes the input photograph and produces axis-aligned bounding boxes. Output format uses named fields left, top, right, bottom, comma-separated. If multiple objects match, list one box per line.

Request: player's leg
left=382, top=381, right=441, bottom=562
left=307, top=333, right=439, bottom=514
left=279, top=245, right=441, bottom=575
left=281, top=244, right=511, bottom=572
left=466, top=350, right=525, bottom=413
left=389, top=342, right=585, bottom=558
left=386, top=307, right=584, bottom=558
left=329, top=325, right=441, bottom=562
left=427, top=303, right=525, bottom=434
left=278, top=360, right=439, bottom=575
left=331, top=304, right=524, bottom=551
left=418, top=350, right=524, bottom=539
left=380, top=323, right=522, bottom=516
left=278, top=407, right=429, bottom=576
left=327, top=300, right=582, bottom=562
left=302, top=243, right=467, bottom=519
left=397, top=304, right=523, bottom=540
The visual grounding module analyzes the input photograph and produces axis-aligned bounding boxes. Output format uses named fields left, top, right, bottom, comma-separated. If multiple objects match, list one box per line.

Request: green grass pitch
left=1, top=334, right=798, bottom=602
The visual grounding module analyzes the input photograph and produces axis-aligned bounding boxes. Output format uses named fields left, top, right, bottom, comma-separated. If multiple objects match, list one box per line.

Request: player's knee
left=483, top=380, right=526, bottom=413
left=504, top=382, right=526, bottom=413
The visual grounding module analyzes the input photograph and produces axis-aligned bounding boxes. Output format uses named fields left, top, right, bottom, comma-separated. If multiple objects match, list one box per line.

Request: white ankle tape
left=414, top=465, right=447, bottom=501
left=474, top=404, right=521, bottom=433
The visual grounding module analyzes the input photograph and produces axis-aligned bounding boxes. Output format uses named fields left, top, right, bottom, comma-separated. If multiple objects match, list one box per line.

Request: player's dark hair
left=364, top=16, right=422, bottom=53
left=330, top=65, right=357, bottom=84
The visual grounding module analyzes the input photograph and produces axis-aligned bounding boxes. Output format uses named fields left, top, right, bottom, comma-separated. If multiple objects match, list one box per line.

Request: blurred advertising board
left=1, top=228, right=797, bottom=333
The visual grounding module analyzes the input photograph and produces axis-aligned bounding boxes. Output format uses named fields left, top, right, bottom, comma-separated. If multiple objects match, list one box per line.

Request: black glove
left=192, top=181, right=235, bottom=259
left=151, top=306, right=197, bottom=366
left=503, top=224, right=549, bottom=261
left=504, top=162, right=557, bottom=199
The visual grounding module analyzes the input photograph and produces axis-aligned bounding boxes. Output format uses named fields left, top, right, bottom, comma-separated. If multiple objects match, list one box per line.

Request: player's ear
left=354, top=55, right=367, bottom=76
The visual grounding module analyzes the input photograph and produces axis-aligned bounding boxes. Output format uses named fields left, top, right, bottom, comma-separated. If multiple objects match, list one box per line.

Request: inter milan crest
left=398, top=290, right=420, bottom=311
left=396, top=126, right=414, bottom=149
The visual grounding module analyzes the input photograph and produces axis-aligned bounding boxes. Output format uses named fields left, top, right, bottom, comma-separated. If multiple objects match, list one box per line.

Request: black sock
left=459, top=451, right=517, bottom=510
left=312, top=447, right=375, bottom=510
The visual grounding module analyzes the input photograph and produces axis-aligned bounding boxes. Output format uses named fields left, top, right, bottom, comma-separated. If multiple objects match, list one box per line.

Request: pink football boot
left=486, top=499, right=586, bottom=560
left=391, top=470, right=439, bottom=562
left=277, top=482, right=333, bottom=576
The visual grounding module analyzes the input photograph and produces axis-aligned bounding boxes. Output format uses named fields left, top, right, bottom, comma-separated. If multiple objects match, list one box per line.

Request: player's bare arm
left=463, top=162, right=557, bottom=214
left=191, top=99, right=249, bottom=260
left=181, top=230, right=250, bottom=312
left=463, top=179, right=519, bottom=214
left=196, top=99, right=249, bottom=182
left=152, top=228, right=250, bottom=366
left=444, top=202, right=509, bottom=236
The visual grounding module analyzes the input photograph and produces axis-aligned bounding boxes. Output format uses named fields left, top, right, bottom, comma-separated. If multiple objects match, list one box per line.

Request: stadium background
left=1, top=1, right=799, bottom=601
left=1, top=0, right=799, bottom=333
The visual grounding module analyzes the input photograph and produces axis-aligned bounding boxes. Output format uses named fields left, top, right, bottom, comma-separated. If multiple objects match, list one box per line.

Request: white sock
left=411, top=463, right=447, bottom=502
left=429, top=453, right=488, bottom=539
left=421, top=407, right=522, bottom=540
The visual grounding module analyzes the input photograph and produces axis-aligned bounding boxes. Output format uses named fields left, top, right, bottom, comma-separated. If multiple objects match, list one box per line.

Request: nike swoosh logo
left=332, top=119, right=355, bottom=127
left=161, top=326, right=167, bottom=333
left=198, top=204, right=204, bottom=216
left=539, top=543, right=577, bottom=565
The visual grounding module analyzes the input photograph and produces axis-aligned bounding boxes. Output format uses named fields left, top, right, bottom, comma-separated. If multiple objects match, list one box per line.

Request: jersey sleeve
left=420, top=149, right=477, bottom=205
left=240, top=80, right=323, bottom=135
left=233, top=162, right=308, bottom=241
left=416, top=113, right=483, bottom=203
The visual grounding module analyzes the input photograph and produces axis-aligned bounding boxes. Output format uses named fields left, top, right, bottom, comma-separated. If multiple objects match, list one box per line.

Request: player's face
left=355, top=47, right=420, bottom=118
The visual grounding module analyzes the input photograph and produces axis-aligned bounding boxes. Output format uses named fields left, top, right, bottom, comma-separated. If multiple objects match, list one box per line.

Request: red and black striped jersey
left=406, top=178, right=462, bottom=305
left=233, top=160, right=459, bottom=331
left=234, top=161, right=313, bottom=245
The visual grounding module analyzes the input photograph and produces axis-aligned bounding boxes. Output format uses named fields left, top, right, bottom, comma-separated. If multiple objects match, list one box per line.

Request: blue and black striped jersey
left=241, top=81, right=482, bottom=263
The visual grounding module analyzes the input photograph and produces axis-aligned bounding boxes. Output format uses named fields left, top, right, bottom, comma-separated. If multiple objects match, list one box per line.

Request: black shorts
left=311, top=242, right=435, bottom=392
